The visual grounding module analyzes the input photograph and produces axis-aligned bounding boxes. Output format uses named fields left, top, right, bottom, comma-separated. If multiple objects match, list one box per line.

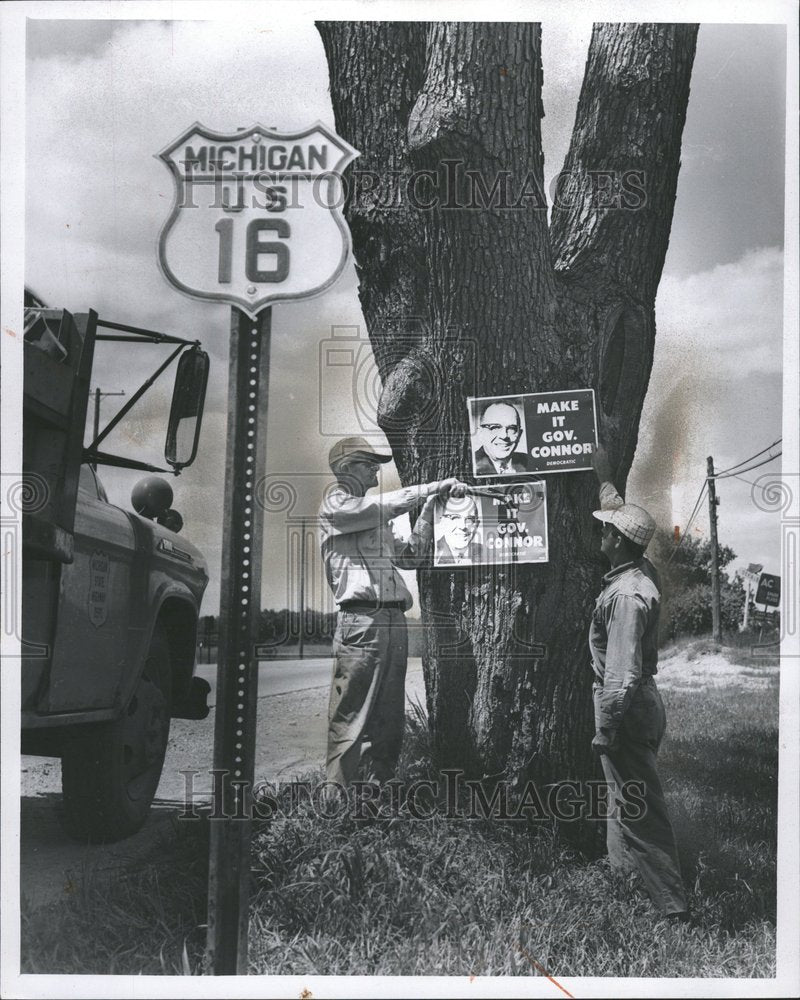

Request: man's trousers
left=326, top=607, right=408, bottom=787
left=595, top=676, right=687, bottom=915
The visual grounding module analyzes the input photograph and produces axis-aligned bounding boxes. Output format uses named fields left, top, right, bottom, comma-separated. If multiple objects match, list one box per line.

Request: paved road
left=20, top=656, right=425, bottom=910
left=195, top=656, right=338, bottom=702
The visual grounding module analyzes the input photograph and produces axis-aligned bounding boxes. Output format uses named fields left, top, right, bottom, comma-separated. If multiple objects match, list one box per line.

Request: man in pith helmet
left=590, top=445, right=689, bottom=921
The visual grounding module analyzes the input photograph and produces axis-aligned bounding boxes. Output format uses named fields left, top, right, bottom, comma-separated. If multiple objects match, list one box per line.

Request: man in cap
left=589, top=446, right=689, bottom=920
left=320, top=436, right=464, bottom=787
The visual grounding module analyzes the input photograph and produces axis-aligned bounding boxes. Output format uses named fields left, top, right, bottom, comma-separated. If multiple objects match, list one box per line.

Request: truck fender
left=119, top=591, right=201, bottom=719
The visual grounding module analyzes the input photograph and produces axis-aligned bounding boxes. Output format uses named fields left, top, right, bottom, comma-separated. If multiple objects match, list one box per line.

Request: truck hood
left=129, top=510, right=209, bottom=588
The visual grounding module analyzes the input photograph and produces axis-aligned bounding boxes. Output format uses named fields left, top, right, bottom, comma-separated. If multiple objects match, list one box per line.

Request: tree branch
left=316, top=21, right=428, bottom=368
left=549, top=23, right=698, bottom=303
left=317, top=22, right=432, bottom=473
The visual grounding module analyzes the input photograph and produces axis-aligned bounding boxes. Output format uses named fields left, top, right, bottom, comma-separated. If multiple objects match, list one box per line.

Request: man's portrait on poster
left=470, top=396, right=530, bottom=476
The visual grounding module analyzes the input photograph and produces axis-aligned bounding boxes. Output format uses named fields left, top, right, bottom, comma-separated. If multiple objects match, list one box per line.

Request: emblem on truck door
left=88, top=550, right=110, bottom=627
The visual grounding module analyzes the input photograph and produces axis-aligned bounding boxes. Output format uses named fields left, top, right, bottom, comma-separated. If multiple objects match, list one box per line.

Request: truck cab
left=22, top=305, right=211, bottom=842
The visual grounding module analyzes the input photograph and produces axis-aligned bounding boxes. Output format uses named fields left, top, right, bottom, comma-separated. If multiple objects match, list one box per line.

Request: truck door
left=45, top=466, right=137, bottom=713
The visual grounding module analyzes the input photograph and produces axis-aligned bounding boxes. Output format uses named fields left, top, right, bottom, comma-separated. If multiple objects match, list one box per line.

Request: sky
left=17, top=8, right=790, bottom=615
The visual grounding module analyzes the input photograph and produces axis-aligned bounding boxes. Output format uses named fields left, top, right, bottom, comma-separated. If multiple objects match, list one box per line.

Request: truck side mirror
left=165, top=347, right=209, bottom=471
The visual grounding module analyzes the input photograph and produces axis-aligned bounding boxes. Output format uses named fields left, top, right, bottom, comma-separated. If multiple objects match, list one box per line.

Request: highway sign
left=744, top=563, right=763, bottom=586
left=157, top=122, right=358, bottom=318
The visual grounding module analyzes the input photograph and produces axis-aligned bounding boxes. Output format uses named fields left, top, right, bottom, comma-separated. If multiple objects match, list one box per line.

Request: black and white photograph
left=469, top=388, right=599, bottom=476
left=1, top=1, right=798, bottom=997
left=433, top=483, right=549, bottom=567
left=434, top=492, right=488, bottom=565
left=469, top=395, right=531, bottom=475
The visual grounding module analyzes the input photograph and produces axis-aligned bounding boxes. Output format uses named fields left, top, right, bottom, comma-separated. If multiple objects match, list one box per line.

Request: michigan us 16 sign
left=157, top=121, right=358, bottom=318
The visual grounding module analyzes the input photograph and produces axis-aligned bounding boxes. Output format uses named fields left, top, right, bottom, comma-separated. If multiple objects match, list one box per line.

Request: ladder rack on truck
left=21, top=304, right=212, bottom=843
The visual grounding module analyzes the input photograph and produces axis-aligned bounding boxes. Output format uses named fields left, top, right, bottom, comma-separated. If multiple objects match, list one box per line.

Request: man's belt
left=338, top=600, right=406, bottom=612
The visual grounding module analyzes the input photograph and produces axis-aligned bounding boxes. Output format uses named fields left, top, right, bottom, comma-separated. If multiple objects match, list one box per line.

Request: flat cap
left=328, top=435, right=393, bottom=470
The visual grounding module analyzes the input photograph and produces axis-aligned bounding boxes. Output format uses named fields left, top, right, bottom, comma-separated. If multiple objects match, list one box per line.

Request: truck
left=21, top=300, right=212, bottom=843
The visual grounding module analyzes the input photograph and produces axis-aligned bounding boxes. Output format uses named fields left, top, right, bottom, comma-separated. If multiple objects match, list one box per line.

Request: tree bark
left=317, top=21, right=698, bottom=801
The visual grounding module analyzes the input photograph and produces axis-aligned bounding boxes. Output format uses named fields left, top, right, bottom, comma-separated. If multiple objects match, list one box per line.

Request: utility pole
left=298, top=518, right=306, bottom=660
left=707, top=456, right=722, bottom=642
left=91, top=388, right=125, bottom=470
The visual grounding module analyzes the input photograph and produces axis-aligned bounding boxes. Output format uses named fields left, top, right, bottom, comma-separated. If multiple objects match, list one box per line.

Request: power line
left=682, top=483, right=707, bottom=535
left=663, top=439, right=781, bottom=567
left=715, top=438, right=781, bottom=476
left=714, top=438, right=782, bottom=477
left=667, top=480, right=708, bottom=564
left=668, top=451, right=780, bottom=558
left=726, top=462, right=784, bottom=487
left=714, top=450, right=781, bottom=481
left=667, top=445, right=780, bottom=636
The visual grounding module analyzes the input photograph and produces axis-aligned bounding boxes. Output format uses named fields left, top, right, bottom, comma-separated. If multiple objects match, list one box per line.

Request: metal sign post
left=298, top=517, right=307, bottom=660
left=156, top=120, right=357, bottom=975
left=206, top=306, right=271, bottom=973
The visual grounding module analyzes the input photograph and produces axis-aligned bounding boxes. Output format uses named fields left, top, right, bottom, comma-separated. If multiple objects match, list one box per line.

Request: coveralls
left=319, top=485, right=434, bottom=786
left=589, top=483, right=687, bottom=915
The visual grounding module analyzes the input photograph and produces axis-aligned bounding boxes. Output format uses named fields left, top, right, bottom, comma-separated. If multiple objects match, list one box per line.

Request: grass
left=20, top=817, right=210, bottom=975
left=21, top=636, right=779, bottom=978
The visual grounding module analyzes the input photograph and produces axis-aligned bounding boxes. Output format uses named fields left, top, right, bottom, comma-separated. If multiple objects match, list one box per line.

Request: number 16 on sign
left=214, top=218, right=290, bottom=286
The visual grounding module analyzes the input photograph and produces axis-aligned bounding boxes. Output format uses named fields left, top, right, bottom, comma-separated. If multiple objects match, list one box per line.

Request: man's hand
left=416, top=493, right=437, bottom=524
left=591, top=444, right=614, bottom=485
left=434, top=477, right=469, bottom=498
left=592, top=731, right=617, bottom=756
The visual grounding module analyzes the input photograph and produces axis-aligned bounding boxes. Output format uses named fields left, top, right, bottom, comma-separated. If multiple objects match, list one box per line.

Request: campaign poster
left=433, top=482, right=548, bottom=568
left=468, top=389, right=598, bottom=476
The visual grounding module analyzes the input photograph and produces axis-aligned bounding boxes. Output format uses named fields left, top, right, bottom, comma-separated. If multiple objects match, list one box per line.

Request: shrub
left=661, top=581, right=745, bottom=641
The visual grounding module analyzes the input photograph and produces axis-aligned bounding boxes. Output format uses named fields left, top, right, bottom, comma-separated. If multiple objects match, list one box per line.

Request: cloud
left=655, top=246, right=783, bottom=378
left=629, top=245, right=784, bottom=576
left=25, top=18, right=333, bottom=319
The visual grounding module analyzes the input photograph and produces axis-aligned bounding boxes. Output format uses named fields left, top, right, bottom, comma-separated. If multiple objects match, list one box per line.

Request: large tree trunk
left=317, top=22, right=697, bottom=797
